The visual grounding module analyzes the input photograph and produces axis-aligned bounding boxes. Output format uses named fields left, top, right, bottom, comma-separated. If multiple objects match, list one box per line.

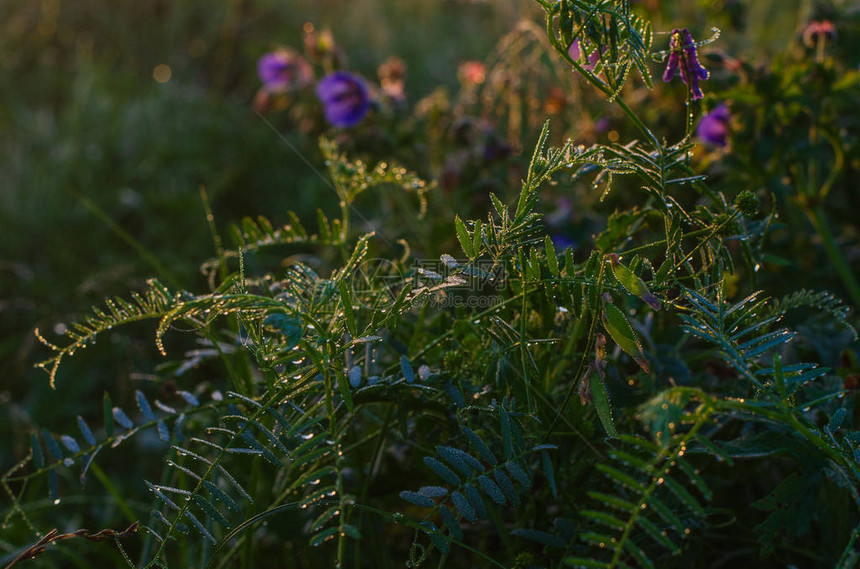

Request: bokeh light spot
left=153, top=64, right=172, bottom=83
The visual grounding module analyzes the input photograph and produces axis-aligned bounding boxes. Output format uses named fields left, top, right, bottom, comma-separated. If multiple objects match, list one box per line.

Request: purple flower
left=568, top=39, right=602, bottom=71
left=662, top=28, right=709, bottom=100
left=696, top=103, right=730, bottom=147
left=257, top=49, right=313, bottom=93
left=316, top=72, right=371, bottom=128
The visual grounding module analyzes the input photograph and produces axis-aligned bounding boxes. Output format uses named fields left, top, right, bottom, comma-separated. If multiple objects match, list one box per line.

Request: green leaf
left=609, top=255, right=660, bottom=310
left=30, top=433, right=44, bottom=469
left=472, top=219, right=483, bottom=258
left=636, top=516, right=679, bottom=552
left=580, top=509, right=626, bottom=531
left=136, top=390, right=155, bottom=422
left=505, top=461, right=531, bottom=488
left=341, top=523, right=361, bottom=540
left=455, top=215, right=475, bottom=259
left=310, top=506, right=339, bottom=532
left=263, top=311, right=303, bottom=350
left=309, top=527, right=338, bottom=547
left=424, top=457, right=461, bottom=486
left=584, top=251, right=601, bottom=310
left=541, top=450, right=558, bottom=497
left=401, top=355, right=415, bottom=384
left=192, top=494, right=231, bottom=528
left=436, top=446, right=483, bottom=476
left=461, top=426, right=498, bottom=466
left=477, top=475, right=506, bottom=505
left=335, top=366, right=354, bottom=413
left=494, top=469, right=521, bottom=507
left=103, top=392, right=114, bottom=439
left=204, top=480, right=239, bottom=512
left=48, top=470, right=59, bottom=503
left=425, top=525, right=449, bottom=554
left=829, top=407, right=848, bottom=432
left=452, top=491, right=477, bottom=523
left=438, top=505, right=463, bottom=540
left=602, top=302, right=650, bottom=373
left=511, top=528, right=566, bottom=549
left=490, top=193, right=508, bottom=220
left=77, top=416, right=97, bottom=446
left=400, top=490, right=435, bottom=508
left=564, top=247, right=576, bottom=278
left=463, top=483, right=488, bottom=519
left=338, top=280, right=357, bottom=337
left=589, top=373, right=617, bottom=438
left=545, top=236, right=560, bottom=277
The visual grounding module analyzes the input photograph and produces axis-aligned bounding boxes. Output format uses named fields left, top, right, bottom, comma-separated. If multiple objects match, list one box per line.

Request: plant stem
left=806, top=205, right=860, bottom=309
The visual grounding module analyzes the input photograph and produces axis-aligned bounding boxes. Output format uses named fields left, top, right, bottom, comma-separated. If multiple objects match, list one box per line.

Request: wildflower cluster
left=255, top=27, right=371, bottom=128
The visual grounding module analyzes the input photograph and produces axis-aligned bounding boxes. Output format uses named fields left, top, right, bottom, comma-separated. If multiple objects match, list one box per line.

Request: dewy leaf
left=136, top=390, right=155, bottom=422
left=60, top=435, right=79, bottom=453
left=510, top=528, right=566, bottom=549
left=400, top=490, right=435, bottom=508
left=30, top=433, right=44, bottom=469
left=608, top=254, right=660, bottom=310
left=602, top=301, right=651, bottom=373
left=472, top=219, right=483, bottom=258
left=461, top=426, right=498, bottom=466
left=541, top=450, right=558, bottom=497
left=438, top=505, right=463, bottom=540
left=77, top=416, right=97, bottom=446
left=103, top=392, right=114, bottom=439
left=338, top=280, right=358, bottom=338
left=336, top=366, right=354, bottom=412
left=401, top=355, right=415, bottom=384
left=829, top=408, right=848, bottom=432
left=263, top=311, right=303, bottom=350
left=452, top=491, right=477, bottom=523
left=590, top=373, right=617, bottom=438
left=424, top=457, right=461, bottom=486
left=545, top=236, right=560, bottom=277
left=490, top=192, right=508, bottom=221
left=112, top=407, right=134, bottom=430
left=455, top=215, right=475, bottom=259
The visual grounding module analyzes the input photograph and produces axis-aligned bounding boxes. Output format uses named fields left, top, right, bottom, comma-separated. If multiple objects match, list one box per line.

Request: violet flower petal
left=316, top=71, right=371, bottom=128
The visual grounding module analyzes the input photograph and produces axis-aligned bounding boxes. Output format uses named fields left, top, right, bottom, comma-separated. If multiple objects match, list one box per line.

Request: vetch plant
left=4, top=2, right=859, bottom=568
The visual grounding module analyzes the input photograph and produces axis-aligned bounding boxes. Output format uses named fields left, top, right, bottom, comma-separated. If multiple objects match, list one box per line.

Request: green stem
left=807, top=206, right=860, bottom=309
left=543, top=8, right=661, bottom=152
left=71, top=190, right=182, bottom=290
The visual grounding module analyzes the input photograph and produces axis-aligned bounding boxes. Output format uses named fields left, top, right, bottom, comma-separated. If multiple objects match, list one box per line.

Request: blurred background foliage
left=1, top=0, right=859, bottom=565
